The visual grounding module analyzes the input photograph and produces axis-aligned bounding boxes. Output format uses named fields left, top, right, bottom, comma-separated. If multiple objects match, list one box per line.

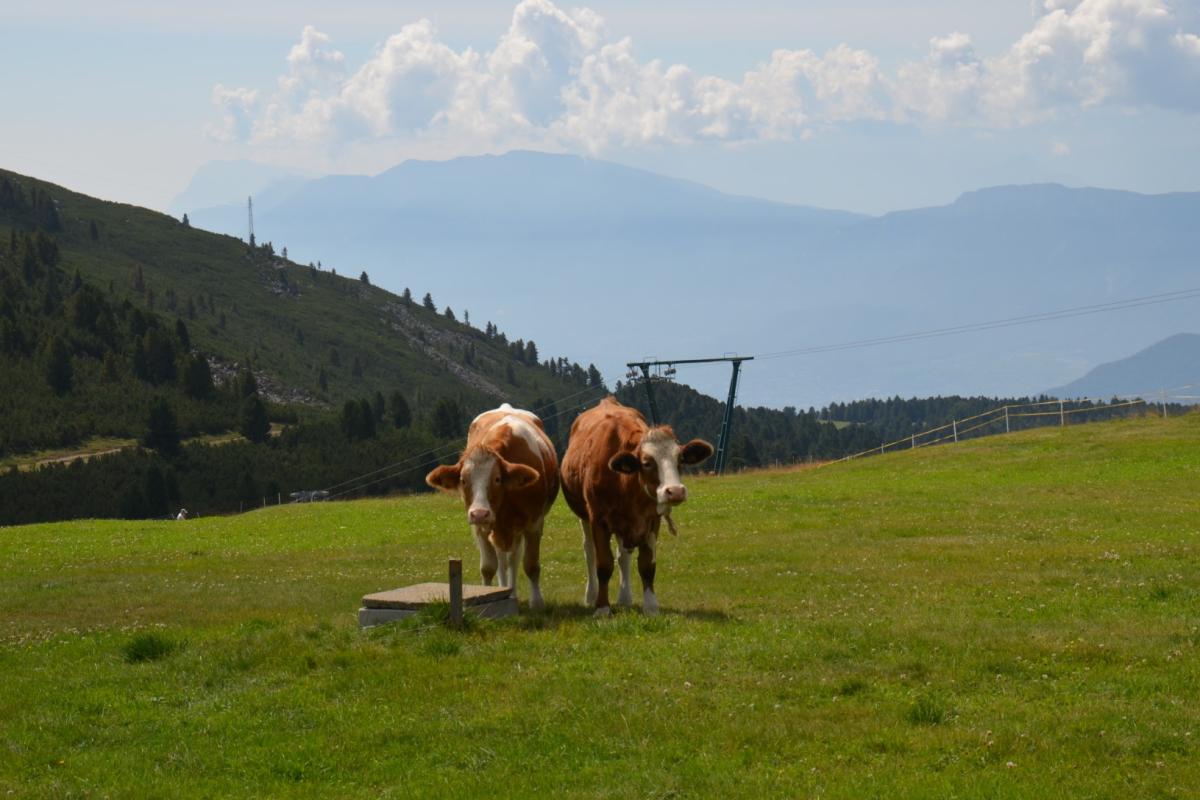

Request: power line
left=756, top=287, right=1200, bottom=361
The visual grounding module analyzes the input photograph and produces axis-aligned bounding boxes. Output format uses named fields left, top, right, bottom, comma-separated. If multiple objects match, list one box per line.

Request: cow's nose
left=662, top=484, right=687, bottom=505
left=468, top=507, right=492, bottom=524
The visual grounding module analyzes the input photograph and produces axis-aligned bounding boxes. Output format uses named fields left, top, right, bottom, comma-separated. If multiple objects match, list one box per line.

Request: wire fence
left=830, top=385, right=1197, bottom=465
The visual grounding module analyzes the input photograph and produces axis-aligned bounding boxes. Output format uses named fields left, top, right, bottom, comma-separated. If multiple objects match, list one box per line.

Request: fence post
left=952, top=419, right=958, bottom=443
left=1160, top=389, right=1168, bottom=418
left=448, top=559, right=463, bottom=629
left=911, top=434, right=915, bottom=449
left=1059, top=399, right=1065, bottom=427
left=1004, top=406, right=1010, bottom=434
left=880, top=443, right=885, bottom=455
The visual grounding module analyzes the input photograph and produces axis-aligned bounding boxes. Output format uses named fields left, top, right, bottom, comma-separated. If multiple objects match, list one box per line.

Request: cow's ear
left=679, top=439, right=715, bottom=465
left=608, top=451, right=640, bottom=474
left=503, top=463, right=540, bottom=489
left=425, top=464, right=462, bottom=491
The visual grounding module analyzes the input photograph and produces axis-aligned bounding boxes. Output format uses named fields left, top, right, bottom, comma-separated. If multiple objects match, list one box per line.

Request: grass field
left=1, top=413, right=1198, bottom=798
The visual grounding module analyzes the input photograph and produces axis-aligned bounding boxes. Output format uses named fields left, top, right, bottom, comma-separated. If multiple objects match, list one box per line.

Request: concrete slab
left=362, top=582, right=514, bottom=610
left=358, top=597, right=518, bottom=628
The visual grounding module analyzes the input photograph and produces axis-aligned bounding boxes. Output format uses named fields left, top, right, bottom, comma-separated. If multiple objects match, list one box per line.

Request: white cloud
left=209, top=0, right=1200, bottom=150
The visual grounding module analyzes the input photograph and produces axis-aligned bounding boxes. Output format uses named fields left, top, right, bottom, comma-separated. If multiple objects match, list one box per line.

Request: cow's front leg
left=592, top=524, right=614, bottom=617
left=473, top=526, right=497, bottom=586
left=616, top=544, right=634, bottom=608
left=638, top=531, right=659, bottom=616
left=523, top=525, right=545, bottom=611
left=502, top=538, right=522, bottom=603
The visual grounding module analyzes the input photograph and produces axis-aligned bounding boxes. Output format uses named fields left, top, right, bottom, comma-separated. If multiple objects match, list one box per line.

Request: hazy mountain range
left=174, top=152, right=1200, bottom=408
left=1046, top=333, right=1200, bottom=402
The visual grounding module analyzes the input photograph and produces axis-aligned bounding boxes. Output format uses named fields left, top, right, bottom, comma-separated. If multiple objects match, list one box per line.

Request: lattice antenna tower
left=247, top=196, right=255, bottom=247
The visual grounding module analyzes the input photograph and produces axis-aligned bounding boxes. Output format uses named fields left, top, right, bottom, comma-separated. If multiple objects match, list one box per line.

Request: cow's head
left=608, top=427, right=714, bottom=514
left=425, top=446, right=539, bottom=529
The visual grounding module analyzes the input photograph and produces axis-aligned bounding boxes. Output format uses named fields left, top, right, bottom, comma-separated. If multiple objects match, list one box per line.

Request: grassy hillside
left=2, top=413, right=1198, bottom=797
left=0, top=169, right=589, bottom=425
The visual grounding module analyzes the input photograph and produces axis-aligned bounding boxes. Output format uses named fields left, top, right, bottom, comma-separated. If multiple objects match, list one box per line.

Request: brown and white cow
left=425, top=403, right=559, bottom=609
left=560, top=397, right=713, bottom=616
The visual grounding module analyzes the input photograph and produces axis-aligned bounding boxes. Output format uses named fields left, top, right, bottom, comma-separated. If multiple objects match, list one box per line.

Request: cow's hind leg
left=523, top=523, right=545, bottom=611
left=638, top=531, right=659, bottom=616
left=616, top=545, right=634, bottom=608
left=581, top=519, right=598, bottom=606
left=474, top=526, right=498, bottom=586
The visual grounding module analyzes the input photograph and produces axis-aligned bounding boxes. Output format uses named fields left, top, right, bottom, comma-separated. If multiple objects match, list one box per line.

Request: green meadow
left=1, top=413, right=1198, bottom=798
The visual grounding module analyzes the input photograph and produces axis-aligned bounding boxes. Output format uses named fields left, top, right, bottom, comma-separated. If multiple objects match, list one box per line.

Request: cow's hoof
left=617, top=593, right=633, bottom=608
left=529, top=595, right=545, bottom=612
left=584, top=584, right=598, bottom=606
left=593, top=606, right=612, bottom=618
left=643, top=592, right=660, bottom=616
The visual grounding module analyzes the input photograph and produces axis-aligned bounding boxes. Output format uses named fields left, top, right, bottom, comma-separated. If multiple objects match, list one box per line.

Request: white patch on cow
left=463, top=448, right=497, bottom=524
left=581, top=520, right=598, bottom=605
left=474, top=526, right=497, bottom=585
left=641, top=429, right=686, bottom=515
left=617, top=547, right=634, bottom=607
left=500, top=412, right=553, bottom=466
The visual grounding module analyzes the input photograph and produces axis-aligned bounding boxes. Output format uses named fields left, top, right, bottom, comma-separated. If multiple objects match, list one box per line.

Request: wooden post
left=952, top=420, right=958, bottom=443
left=1059, top=399, right=1065, bottom=427
left=1160, top=389, right=1168, bottom=418
left=448, top=559, right=463, bottom=629
left=911, top=434, right=915, bottom=449
left=1004, top=406, right=1010, bottom=434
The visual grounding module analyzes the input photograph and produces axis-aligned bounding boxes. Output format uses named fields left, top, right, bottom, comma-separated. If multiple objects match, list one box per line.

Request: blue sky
left=4, top=1, right=1199, bottom=213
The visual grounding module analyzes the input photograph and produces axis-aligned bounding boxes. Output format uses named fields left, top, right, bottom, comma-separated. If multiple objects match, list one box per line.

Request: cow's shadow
left=504, top=601, right=733, bottom=632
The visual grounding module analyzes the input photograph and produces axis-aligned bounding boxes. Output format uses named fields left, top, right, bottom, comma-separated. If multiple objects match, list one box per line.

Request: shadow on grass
left=506, top=601, right=733, bottom=632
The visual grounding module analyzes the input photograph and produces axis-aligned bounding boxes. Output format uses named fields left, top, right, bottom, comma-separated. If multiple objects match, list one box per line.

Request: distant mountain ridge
left=1046, top=333, right=1200, bottom=400
left=178, top=152, right=1200, bottom=407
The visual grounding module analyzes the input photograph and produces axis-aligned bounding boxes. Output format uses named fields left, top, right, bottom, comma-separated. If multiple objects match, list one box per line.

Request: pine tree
left=373, top=391, right=386, bottom=422
left=352, top=356, right=363, bottom=378
left=182, top=354, right=214, bottom=400
left=389, top=390, right=412, bottom=429
left=43, top=337, right=73, bottom=395
left=89, top=220, right=99, bottom=241
left=318, top=367, right=328, bottom=392
left=430, top=398, right=464, bottom=438
left=240, top=395, right=271, bottom=444
left=236, top=367, right=257, bottom=399
left=402, top=288, right=413, bottom=305
left=132, top=265, right=145, bottom=293
left=181, top=213, right=190, bottom=227
left=144, top=398, right=181, bottom=456
left=359, top=271, right=370, bottom=285
left=444, top=306, right=456, bottom=321
left=175, top=319, right=191, bottom=351
left=422, top=292, right=435, bottom=311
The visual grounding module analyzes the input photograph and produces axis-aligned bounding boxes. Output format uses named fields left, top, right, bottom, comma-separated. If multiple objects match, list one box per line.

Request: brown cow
left=560, top=397, right=713, bottom=616
left=425, top=403, right=559, bottom=609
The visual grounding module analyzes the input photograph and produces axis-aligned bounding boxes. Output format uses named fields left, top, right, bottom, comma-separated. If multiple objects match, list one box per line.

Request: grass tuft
left=121, top=632, right=179, bottom=664
left=905, top=695, right=948, bottom=726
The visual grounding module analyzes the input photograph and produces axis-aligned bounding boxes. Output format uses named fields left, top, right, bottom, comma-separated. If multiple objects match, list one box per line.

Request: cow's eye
left=493, top=475, right=501, bottom=484
left=642, top=460, right=655, bottom=470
